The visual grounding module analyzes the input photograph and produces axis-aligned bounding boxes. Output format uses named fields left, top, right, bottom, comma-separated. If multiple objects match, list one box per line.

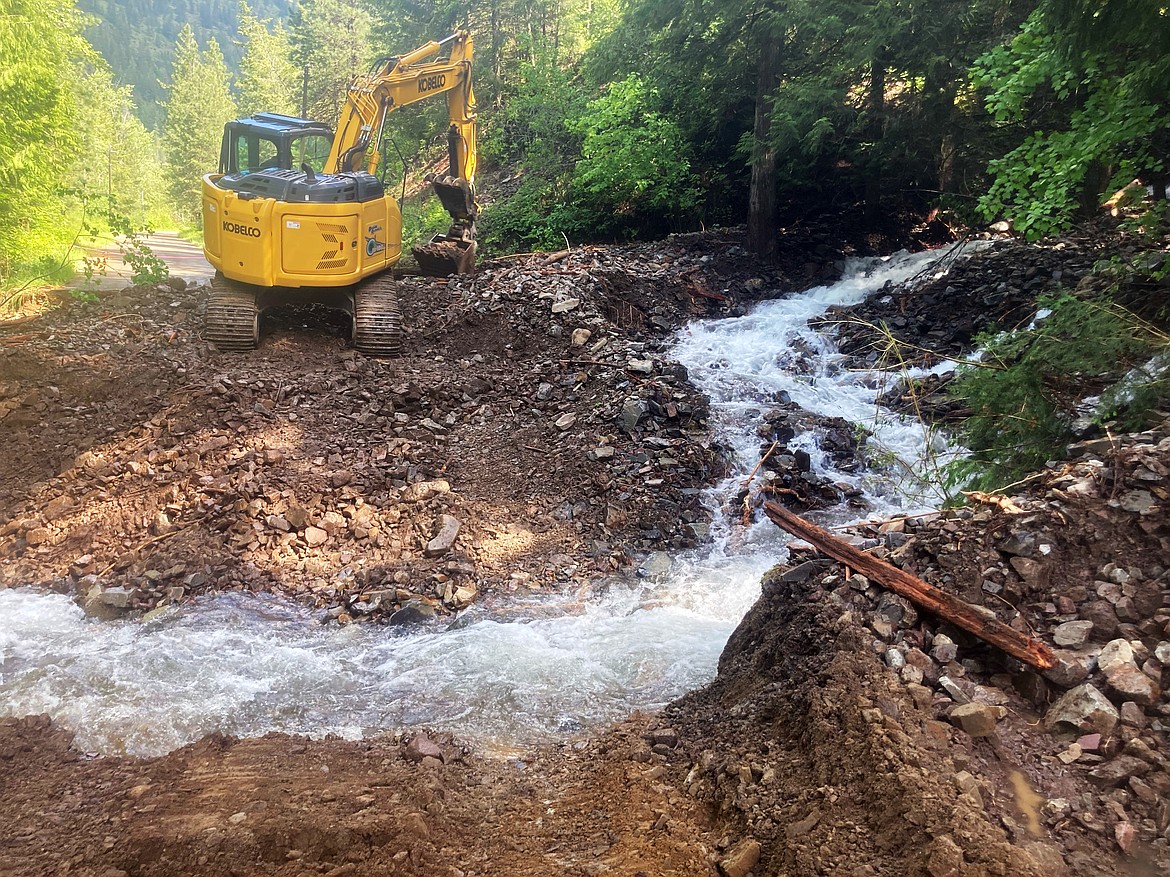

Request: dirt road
left=73, top=231, right=214, bottom=290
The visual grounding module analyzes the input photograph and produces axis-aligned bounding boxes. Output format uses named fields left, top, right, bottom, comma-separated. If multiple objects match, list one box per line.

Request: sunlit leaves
left=163, top=25, right=236, bottom=224
left=974, top=6, right=1168, bottom=238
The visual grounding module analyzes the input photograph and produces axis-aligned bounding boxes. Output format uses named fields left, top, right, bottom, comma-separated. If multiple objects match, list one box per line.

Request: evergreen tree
left=290, top=0, right=373, bottom=125
left=79, top=0, right=294, bottom=130
left=163, top=25, right=236, bottom=225
left=0, top=0, right=85, bottom=279
left=237, top=2, right=298, bottom=116
left=74, top=62, right=169, bottom=229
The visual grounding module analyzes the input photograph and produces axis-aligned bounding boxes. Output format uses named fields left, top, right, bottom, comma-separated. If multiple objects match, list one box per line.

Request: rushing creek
left=0, top=247, right=973, bottom=757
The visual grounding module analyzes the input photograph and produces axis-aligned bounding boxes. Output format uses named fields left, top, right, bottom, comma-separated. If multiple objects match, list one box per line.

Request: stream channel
left=0, top=246, right=975, bottom=757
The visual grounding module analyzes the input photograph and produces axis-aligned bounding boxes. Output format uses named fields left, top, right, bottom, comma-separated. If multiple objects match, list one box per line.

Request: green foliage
left=236, top=2, right=298, bottom=116
left=163, top=26, right=237, bottom=225
left=76, top=198, right=168, bottom=286
left=482, top=62, right=582, bottom=168
left=973, top=9, right=1166, bottom=239
left=948, top=295, right=1168, bottom=490
left=481, top=175, right=570, bottom=254
left=478, top=62, right=584, bottom=253
left=482, top=72, right=699, bottom=251
left=289, top=0, right=373, bottom=126
left=562, top=75, right=699, bottom=238
left=74, top=62, right=170, bottom=228
left=78, top=0, right=293, bottom=129
left=401, top=193, right=450, bottom=250
left=0, top=0, right=85, bottom=282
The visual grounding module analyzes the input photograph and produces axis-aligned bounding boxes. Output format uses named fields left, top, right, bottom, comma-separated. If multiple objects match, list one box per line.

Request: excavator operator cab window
left=223, top=130, right=283, bottom=174
left=290, top=133, right=331, bottom=174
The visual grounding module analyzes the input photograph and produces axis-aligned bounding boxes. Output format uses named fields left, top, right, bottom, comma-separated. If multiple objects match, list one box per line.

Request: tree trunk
left=924, top=60, right=958, bottom=195
left=762, top=502, right=1056, bottom=670
left=747, top=37, right=779, bottom=259
left=491, top=0, right=502, bottom=106
left=864, top=57, right=886, bottom=223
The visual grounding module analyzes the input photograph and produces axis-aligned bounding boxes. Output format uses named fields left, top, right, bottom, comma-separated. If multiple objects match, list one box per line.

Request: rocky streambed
left=1, top=223, right=1168, bottom=877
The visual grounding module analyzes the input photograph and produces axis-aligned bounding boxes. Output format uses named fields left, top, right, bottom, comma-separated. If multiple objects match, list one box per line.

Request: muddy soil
left=5, top=419, right=1163, bottom=877
left=1, top=230, right=810, bottom=624
left=3, top=225, right=1167, bottom=877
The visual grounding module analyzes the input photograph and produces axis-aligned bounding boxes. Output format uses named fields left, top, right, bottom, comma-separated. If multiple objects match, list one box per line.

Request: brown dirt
left=3, top=229, right=1167, bottom=877
left=0, top=713, right=720, bottom=877
left=0, top=231, right=800, bottom=622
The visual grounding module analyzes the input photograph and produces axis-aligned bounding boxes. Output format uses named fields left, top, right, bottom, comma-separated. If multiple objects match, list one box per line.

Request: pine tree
left=290, top=0, right=372, bottom=126
left=0, top=0, right=85, bottom=278
left=237, top=1, right=298, bottom=116
left=74, top=62, right=168, bottom=228
left=163, top=26, right=236, bottom=224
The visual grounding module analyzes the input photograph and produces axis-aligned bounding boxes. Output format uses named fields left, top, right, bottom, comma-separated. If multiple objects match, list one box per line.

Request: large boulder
left=1044, top=684, right=1119, bottom=736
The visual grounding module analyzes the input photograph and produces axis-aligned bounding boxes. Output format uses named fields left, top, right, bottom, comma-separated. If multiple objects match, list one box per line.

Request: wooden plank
left=762, top=501, right=1055, bottom=670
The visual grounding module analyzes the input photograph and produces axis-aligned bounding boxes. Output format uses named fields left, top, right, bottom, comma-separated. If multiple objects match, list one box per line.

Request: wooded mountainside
left=3, top=1, right=1169, bottom=286
left=79, top=0, right=293, bottom=130
left=1, top=0, right=1168, bottom=511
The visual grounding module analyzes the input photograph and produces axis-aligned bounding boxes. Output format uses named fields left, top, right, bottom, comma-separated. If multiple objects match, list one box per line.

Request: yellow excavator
left=201, top=31, right=478, bottom=354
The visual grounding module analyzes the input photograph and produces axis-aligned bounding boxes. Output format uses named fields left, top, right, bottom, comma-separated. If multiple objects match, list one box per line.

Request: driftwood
left=762, top=501, right=1056, bottom=670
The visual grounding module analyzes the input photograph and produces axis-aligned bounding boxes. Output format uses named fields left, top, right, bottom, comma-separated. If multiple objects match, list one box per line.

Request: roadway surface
left=72, top=232, right=214, bottom=289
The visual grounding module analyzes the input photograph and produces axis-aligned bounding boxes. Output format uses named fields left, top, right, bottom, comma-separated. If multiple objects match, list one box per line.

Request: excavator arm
left=327, top=32, right=478, bottom=274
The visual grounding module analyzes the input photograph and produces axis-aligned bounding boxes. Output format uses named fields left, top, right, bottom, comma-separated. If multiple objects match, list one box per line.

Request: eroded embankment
left=3, top=227, right=1164, bottom=877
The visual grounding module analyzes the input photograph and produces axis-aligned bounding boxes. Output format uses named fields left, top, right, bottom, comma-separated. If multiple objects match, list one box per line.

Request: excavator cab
left=218, top=114, right=334, bottom=175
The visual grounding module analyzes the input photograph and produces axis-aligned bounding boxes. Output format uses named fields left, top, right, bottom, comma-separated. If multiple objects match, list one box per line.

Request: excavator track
left=205, top=277, right=260, bottom=351
left=353, top=276, right=402, bottom=357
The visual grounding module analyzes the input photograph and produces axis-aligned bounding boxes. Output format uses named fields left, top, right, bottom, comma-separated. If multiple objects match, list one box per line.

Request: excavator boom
left=325, top=31, right=478, bottom=278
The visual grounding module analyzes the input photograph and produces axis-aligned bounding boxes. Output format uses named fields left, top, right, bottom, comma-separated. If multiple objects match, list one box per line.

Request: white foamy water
left=0, top=246, right=972, bottom=756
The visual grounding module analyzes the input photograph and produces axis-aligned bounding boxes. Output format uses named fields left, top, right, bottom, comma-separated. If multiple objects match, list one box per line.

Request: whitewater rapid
left=0, top=246, right=972, bottom=756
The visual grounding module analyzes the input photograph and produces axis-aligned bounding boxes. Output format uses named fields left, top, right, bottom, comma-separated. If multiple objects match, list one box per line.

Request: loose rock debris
left=724, top=420, right=1170, bottom=875
left=1, top=231, right=803, bottom=623
left=2, top=226, right=1166, bottom=877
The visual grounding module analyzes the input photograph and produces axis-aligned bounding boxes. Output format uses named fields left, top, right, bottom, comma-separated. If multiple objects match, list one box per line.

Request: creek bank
left=3, top=221, right=1165, bottom=876
left=817, top=219, right=1170, bottom=428
left=674, top=424, right=1168, bottom=877
left=4, top=423, right=1161, bottom=877
left=1, top=230, right=839, bottom=624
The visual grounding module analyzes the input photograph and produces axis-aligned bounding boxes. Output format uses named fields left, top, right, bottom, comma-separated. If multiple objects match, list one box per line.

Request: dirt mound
left=667, top=420, right=1168, bottom=877
left=0, top=231, right=800, bottom=625
left=0, top=712, right=719, bottom=877
left=814, top=225, right=1117, bottom=368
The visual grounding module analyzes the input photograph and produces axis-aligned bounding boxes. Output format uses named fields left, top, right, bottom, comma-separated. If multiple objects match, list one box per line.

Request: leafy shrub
left=972, top=11, right=1164, bottom=239
left=562, top=74, right=700, bottom=240
left=948, top=294, right=1168, bottom=489
left=480, top=175, right=570, bottom=254
left=478, top=62, right=583, bottom=254
left=481, top=72, right=700, bottom=252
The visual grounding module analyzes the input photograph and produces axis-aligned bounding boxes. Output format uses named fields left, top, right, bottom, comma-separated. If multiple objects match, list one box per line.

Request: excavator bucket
left=411, top=172, right=479, bottom=276
left=428, top=173, right=477, bottom=222
left=412, top=235, right=477, bottom=276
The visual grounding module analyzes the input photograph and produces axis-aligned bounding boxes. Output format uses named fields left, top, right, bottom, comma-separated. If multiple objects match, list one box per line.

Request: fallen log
left=762, top=501, right=1055, bottom=670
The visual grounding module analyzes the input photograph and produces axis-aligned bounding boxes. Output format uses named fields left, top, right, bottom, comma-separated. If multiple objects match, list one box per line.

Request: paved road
left=72, top=231, right=214, bottom=289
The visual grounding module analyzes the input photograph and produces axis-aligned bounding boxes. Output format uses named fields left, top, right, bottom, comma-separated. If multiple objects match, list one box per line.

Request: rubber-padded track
left=205, top=278, right=259, bottom=351
left=353, top=276, right=402, bottom=357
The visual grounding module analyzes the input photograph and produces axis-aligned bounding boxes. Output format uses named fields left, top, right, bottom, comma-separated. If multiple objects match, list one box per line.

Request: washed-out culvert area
left=0, top=247, right=968, bottom=757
